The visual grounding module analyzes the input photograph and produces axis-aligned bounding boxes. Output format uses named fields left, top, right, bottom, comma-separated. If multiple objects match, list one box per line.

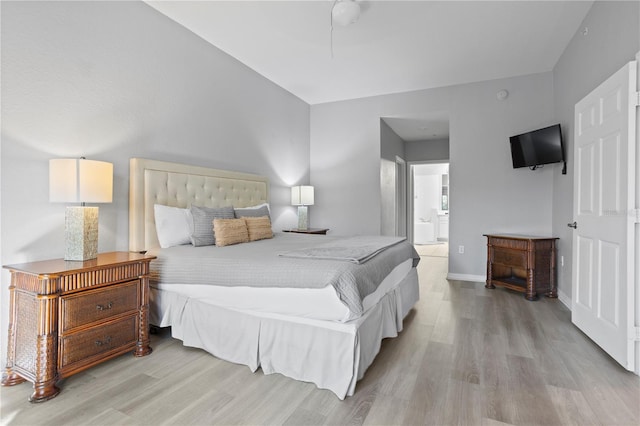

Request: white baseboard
left=557, top=290, right=571, bottom=310
left=447, top=273, right=486, bottom=283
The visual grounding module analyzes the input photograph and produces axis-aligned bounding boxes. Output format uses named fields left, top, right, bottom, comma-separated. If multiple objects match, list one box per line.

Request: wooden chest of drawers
left=484, top=234, right=558, bottom=301
left=1, top=252, right=156, bottom=402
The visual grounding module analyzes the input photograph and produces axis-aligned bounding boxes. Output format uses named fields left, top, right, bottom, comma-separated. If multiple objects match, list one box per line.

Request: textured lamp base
left=297, top=206, right=309, bottom=230
left=65, top=206, right=99, bottom=261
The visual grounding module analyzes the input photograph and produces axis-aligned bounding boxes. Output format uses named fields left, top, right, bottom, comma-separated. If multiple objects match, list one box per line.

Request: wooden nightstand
left=484, top=234, right=558, bottom=301
left=1, top=252, right=156, bottom=402
left=283, top=228, right=329, bottom=235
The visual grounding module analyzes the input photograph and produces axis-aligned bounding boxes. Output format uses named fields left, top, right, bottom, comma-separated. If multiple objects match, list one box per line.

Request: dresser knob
left=96, top=302, right=113, bottom=311
left=94, top=336, right=112, bottom=347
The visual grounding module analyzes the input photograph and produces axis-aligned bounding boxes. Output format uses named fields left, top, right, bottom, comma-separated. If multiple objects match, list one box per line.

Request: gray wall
left=311, top=1, right=639, bottom=289
left=311, top=72, right=556, bottom=279
left=1, top=1, right=310, bottom=365
left=552, top=0, right=640, bottom=301
left=380, top=120, right=405, bottom=162
left=406, top=138, right=450, bottom=163
left=380, top=120, right=406, bottom=235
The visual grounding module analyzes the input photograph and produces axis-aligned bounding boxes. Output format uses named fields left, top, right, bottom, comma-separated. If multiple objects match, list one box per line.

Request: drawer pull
left=96, top=302, right=113, bottom=311
left=95, top=336, right=112, bottom=347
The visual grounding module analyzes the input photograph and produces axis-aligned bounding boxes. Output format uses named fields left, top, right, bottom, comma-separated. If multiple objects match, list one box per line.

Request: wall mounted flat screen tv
left=510, top=124, right=566, bottom=173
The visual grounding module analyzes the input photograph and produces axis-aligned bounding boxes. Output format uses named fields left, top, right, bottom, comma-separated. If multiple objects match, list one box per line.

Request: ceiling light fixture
left=329, top=0, right=361, bottom=58
left=496, top=89, right=509, bottom=101
left=332, top=0, right=361, bottom=26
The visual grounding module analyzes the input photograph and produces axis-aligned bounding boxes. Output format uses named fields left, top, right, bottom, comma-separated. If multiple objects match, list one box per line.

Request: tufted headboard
left=129, top=158, right=269, bottom=252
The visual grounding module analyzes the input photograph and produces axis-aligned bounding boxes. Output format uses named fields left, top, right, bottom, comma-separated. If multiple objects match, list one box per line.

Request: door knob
left=567, top=221, right=577, bottom=229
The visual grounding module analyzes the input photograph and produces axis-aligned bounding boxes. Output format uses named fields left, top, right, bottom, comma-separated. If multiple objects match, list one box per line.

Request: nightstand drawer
left=492, top=248, right=527, bottom=269
left=60, top=280, right=140, bottom=332
left=59, top=316, right=138, bottom=370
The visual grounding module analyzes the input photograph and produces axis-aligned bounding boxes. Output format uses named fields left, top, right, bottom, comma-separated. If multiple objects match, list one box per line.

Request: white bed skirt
left=149, top=268, right=419, bottom=399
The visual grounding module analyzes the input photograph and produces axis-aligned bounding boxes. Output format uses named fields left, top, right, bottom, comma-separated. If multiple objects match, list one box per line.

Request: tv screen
left=510, top=124, right=565, bottom=169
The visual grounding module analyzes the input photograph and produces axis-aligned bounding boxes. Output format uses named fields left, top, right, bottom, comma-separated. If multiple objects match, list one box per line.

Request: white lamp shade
left=50, top=159, right=113, bottom=203
left=291, top=185, right=314, bottom=206
left=332, top=0, right=361, bottom=26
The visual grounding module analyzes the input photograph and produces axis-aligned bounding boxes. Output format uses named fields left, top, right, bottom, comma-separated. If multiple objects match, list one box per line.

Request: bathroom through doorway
left=410, top=162, right=449, bottom=258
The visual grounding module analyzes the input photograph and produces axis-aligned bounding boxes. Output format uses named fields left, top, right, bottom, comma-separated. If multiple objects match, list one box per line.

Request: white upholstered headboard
left=129, top=158, right=269, bottom=252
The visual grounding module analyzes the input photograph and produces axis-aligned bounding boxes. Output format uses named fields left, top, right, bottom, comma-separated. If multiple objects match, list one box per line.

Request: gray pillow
left=190, top=205, right=235, bottom=246
left=234, top=205, right=270, bottom=219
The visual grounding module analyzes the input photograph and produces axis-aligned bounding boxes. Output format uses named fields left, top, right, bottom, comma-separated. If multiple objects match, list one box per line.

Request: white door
left=572, top=60, right=638, bottom=371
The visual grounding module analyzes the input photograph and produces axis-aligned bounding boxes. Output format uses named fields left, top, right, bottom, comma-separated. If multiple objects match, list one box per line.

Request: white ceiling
left=145, top=0, right=593, bottom=140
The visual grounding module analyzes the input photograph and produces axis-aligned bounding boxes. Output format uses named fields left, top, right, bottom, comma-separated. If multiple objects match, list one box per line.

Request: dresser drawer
left=492, top=248, right=527, bottom=269
left=60, top=280, right=140, bottom=332
left=490, top=237, right=528, bottom=251
left=59, top=316, right=138, bottom=370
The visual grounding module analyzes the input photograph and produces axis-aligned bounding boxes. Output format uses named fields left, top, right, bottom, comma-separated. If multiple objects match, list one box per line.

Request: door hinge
left=634, top=327, right=640, bottom=342
left=635, top=209, right=640, bottom=224
left=635, top=91, right=640, bottom=107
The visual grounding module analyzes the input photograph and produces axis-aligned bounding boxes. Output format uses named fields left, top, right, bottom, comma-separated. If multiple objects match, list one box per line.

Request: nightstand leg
left=29, top=381, right=60, bottom=403
left=134, top=275, right=152, bottom=357
left=525, top=268, right=538, bottom=301
left=3, top=285, right=61, bottom=402
left=30, top=325, right=60, bottom=402
left=547, top=241, right=558, bottom=298
left=134, top=303, right=152, bottom=357
left=2, top=286, right=26, bottom=387
left=1, top=370, right=26, bottom=386
left=485, top=244, right=495, bottom=289
left=2, top=283, right=26, bottom=386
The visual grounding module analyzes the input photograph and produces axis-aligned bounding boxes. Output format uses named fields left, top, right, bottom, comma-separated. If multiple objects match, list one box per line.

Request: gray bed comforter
left=279, top=235, right=406, bottom=264
left=148, top=233, right=419, bottom=316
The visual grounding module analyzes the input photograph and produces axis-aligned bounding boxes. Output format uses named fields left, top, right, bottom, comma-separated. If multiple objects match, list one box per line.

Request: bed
left=128, top=158, right=420, bottom=399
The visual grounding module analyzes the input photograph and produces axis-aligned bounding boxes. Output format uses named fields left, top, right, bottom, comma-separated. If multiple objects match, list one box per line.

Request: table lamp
left=291, top=185, right=314, bottom=230
left=49, top=158, right=113, bottom=261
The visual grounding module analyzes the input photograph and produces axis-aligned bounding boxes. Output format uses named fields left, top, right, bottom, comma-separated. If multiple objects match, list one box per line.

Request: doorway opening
left=410, top=162, right=449, bottom=258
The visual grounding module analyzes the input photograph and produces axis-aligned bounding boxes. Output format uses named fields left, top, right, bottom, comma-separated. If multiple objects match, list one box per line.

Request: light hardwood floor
left=414, top=242, right=449, bottom=258
left=2, top=253, right=639, bottom=425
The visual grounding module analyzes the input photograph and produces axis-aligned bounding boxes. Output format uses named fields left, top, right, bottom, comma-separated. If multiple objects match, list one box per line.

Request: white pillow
left=243, top=202, right=270, bottom=212
left=154, top=204, right=193, bottom=248
left=234, top=202, right=270, bottom=216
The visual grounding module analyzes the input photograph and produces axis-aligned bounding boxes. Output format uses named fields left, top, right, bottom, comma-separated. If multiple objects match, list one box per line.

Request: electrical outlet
left=458, top=245, right=464, bottom=254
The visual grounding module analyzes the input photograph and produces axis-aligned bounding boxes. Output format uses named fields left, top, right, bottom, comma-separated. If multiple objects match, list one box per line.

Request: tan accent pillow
left=244, top=216, right=273, bottom=242
left=213, top=218, right=249, bottom=247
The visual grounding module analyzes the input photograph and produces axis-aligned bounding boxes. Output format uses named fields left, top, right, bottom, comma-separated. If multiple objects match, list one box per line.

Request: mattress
left=152, top=258, right=412, bottom=322
left=148, top=233, right=418, bottom=322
